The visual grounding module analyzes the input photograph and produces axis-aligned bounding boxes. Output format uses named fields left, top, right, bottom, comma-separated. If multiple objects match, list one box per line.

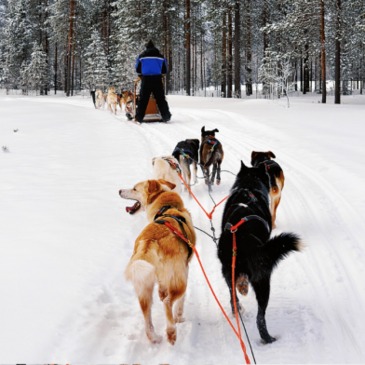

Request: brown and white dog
left=251, top=151, right=285, bottom=228
left=200, top=126, right=224, bottom=190
left=152, top=156, right=182, bottom=193
left=106, top=86, right=118, bottom=114
left=95, top=89, right=105, bottom=109
left=119, top=179, right=196, bottom=345
left=119, top=90, right=134, bottom=111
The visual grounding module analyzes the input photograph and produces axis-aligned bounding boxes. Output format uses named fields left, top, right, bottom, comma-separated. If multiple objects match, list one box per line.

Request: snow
left=1, top=91, right=365, bottom=364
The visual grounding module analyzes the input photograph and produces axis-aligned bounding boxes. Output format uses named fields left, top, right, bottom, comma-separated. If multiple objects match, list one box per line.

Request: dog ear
left=240, top=160, right=248, bottom=170
left=201, top=126, right=205, bottom=134
left=251, top=151, right=258, bottom=160
left=214, top=128, right=219, bottom=133
left=158, top=179, right=176, bottom=191
left=147, top=180, right=160, bottom=193
left=268, top=151, right=276, bottom=159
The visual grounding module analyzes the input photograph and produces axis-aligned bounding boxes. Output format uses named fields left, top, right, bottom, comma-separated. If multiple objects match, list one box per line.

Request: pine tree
left=21, top=42, right=48, bottom=94
left=83, top=29, right=109, bottom=90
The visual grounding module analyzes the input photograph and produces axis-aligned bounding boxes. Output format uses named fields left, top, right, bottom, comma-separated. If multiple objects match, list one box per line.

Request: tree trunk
left=54, top=43, right=58, bottom=94
left=320, top=0, right=326, bottom=103
left=221, top=10, right=227, bottom=98
left=303, top=40, right=310, bottom=94
left=334, top=0, right=341, bottom=104
left=185, top=0, right=191, bottom=96
left=262, top=1, right=269, bottom=96
left=101, top=0, right=111, bottom=55
left=66, top=0, right=75, bottom=97
left=227, top=6, right=233, bottom=98
left=234, top=0, right=241, bottom=98
left=162, top=0, right=171, bottom=94
left=245, top=0, right=253, bottom=96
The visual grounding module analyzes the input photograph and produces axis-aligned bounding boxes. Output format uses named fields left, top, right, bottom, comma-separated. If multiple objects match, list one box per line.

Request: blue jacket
left=135, top=46, right=168, bottom=76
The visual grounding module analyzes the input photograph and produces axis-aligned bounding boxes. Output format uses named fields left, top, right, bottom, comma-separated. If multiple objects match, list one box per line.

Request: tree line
left=0, top=0, right=364, bottom=104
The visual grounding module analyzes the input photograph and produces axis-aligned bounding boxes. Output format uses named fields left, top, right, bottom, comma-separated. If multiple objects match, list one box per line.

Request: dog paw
left=174, top=315, right=185, bottom=323
left=236, top=274, right=249, bottom=296
left=262, top=335, right=276, bottom=344
left=148, top=334, right=162, bottom=344
left=167, top=327, right=177, bottom=345
left=147, top=332, right=163, bottom=344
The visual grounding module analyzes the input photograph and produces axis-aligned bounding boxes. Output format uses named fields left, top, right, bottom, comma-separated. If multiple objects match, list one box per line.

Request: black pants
left=135, top=76, right=171, bottom=122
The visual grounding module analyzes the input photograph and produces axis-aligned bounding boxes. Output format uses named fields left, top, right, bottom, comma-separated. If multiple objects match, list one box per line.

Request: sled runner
left=125, top=78, right=163, bottom=123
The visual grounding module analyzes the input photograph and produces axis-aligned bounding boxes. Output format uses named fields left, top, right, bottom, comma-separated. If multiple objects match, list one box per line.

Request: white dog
left=152, top=156, right=182, bottom=193
left=95, top=89, right=105, bottom=109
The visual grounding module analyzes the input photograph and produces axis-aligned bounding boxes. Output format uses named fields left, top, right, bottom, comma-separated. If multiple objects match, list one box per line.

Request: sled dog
left=172, top=139, right=200, bottom=190
left=120, top=90, right=134, bottom=110
left=200, top=126, right=224, bottom=190
left=152, top=156, right=182, bottom=193
left=95, top=89, right=105, bottom=109
left=251, top=151, right=285, bottom=228
left=217, top=161, right=301, bottom=343
left=106, top=86, right=118, bottom=114
left=119, top=179, right=196, bottom=345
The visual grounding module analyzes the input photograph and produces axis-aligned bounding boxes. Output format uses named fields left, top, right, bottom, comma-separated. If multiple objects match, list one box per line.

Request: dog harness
left=161, top=156, right=182, bottom=173
left=154, top=205, right=193, bottom=259
left=256, top=159, right=277, bottom=171
left=204, top=137, right=221, bottom=152
left=224, top=189, right=271, bottom=234
left=172, top=147, right=195, bottom=164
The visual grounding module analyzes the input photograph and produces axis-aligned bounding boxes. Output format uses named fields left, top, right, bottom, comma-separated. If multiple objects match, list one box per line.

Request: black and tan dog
left=172, top=139, right=200, bottom=189
left=218, top=161, right=300, bottom=344
left=251, top=151, right=284, bottom=228
left=119, top=179, right=196, bottom=345
left=200, top=126, right=224, bottom=190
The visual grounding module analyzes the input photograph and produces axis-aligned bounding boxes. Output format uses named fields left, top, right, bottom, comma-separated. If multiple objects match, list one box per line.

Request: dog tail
left=125, top=259, right=155, bottom=296
left=260, top=233, right=301, bottom=272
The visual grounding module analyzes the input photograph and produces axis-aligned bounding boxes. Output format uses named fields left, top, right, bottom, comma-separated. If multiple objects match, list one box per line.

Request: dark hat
left=145, top=40, right=155, bottom=49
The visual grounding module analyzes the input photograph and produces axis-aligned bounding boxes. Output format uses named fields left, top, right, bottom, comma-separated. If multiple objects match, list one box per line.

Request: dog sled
left=125, top=78, right=163, bottom=123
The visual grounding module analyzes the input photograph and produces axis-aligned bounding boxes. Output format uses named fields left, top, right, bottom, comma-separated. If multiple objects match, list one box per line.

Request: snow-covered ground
left=1, top=91, right=365, bottom=364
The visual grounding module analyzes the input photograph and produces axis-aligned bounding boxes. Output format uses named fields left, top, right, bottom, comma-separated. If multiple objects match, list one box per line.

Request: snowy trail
left=1, top=93, right=365, bottom=363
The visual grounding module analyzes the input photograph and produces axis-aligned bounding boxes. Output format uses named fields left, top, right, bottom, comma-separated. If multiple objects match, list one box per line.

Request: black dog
left=217, top=161, right=301, bottom=343
left=172, top=139, right=200, bottom=188
left=200, top=126, right=224, bottom=190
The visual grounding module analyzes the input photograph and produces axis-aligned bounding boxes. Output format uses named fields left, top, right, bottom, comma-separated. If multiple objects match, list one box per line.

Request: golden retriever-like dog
left=106, top=86, right=118, bottom=114
left=119, top=179, right=196, bottom=345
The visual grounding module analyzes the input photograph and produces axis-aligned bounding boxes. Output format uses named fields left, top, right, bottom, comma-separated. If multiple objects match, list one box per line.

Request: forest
left=0, top=0, right=364, bottom=104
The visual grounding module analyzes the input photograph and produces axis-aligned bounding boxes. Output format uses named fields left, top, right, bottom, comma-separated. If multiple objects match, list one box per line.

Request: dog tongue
left=126, top=201, right=141, bottom=214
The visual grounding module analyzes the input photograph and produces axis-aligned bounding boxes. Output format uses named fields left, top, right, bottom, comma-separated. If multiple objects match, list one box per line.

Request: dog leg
left=192, top=162, right=198, bottom=184
left=201, top=166, right=209, bottom=186
left=251, top=277, right=276, bottom=343
left=163, top=296, right=177, bottom=345
left=142, top=293, right=162, bottom=344
left=236, top=274, right=249, bottom=296
left=125, top=259, right=162, bottom=344
left=211, top=164, right=217, bottom=185
left=216, top=163, right=221, bottom=185
left=174, top=293, right=186, bottom=323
